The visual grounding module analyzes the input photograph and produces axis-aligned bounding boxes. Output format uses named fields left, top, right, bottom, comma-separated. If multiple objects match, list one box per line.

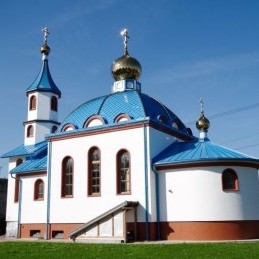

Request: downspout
left=11, top=173, right=22, bottom=239
left=143, top=123, right=149, bottom=241
left=46, top=141, right=52, bottom=240
left=152, top=166, right=160, bottom=240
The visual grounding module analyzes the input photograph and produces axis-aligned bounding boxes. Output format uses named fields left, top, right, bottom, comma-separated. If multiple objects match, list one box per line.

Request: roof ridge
left=136, top=91, right=150, bottom=118
left=97, top=93, right=113, bottom=115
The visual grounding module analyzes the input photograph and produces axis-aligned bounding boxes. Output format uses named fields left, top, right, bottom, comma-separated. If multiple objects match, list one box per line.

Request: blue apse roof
left=26, top=59, right=61, bottom=97
left=10, top=155, right=47, bottom=174
left=1, top=141, right=47, bottom=158
left=56, top=90, right=189, bottom=134
left=153, top=138, right=259, bottom=166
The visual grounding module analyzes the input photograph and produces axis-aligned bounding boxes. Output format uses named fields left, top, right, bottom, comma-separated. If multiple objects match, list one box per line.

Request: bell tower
left=24, top=28, right=61, bottom=145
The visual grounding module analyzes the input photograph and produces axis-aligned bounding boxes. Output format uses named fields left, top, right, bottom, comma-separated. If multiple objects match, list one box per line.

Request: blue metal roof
left=153, top=138, right=259, bottom=166
left=10, top=155, right=47, bottom=174
left=56, top=90, right=189, bottom=134
left=26, top=59, right=61, bottom=97
left=1, top=141, right=47, bottom=158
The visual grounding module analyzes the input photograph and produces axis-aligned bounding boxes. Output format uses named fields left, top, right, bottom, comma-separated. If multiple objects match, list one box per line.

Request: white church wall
left=34, top=122, right=54, bottom=143
left=145, top=127, right=179, bottom=222
left=158, top=166, right=259, bottom=222
left=6, top=158, right=21, bottom=223
left=5, top=157, right=23, bottom=237
left=49, top=127, right=147, bottom=224
left=20, top=175, right=47, bottom=224
left=5, top=175, right=18, bottom=223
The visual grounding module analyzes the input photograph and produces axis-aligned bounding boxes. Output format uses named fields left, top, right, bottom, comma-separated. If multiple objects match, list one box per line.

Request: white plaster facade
left=49, top=126, right=151, bottom=224
left=158, top=166, right=259, bottom=221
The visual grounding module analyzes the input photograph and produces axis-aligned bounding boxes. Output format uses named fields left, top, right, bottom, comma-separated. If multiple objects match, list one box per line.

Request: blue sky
left=1, top=0, right=259, bottom=176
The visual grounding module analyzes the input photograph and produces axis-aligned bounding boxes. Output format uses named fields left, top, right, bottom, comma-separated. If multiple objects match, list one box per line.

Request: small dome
left=111, top=54, right=142, bottom=81
left=196, top=113, right=210, bottom=131
left=41, top=43, right=50, bottom=56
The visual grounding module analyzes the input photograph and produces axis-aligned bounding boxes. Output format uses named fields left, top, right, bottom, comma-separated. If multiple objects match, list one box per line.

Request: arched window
left=84, top=115, right=104, bottom=128
left=16, top=159, right=23, bottom=166
left=27, top=125, right=34, bottom=138
left=51, top=96, right=58, bottom=111
left=117, top=150, right=131, bottom=194
left=51, top=125, right=58, bottom=133
left=29, top=95, right=36, bottom=110
left=61, top=157, right=73, bottom=197
left=114, top=114, right=131, bottom=123
left=62, top=124, right=76, bottom=132
left=88, top=147, right=101, bottom=196
left=34, top=179, right=44, bottom=200
left=14, top=176, right=19, bottom=203
left=222, top=168, right=239, bottom=191
left=14, top=159, right=23, bottom=203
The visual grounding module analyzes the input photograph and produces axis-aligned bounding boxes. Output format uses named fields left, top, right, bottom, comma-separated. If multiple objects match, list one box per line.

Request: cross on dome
left=200, top=98, right=204, bottom=114
left=40, top=27, right=51, bottom=58
left=42, top=27, right=50, bottom=44
left=120, top=28, right=129, bottom=55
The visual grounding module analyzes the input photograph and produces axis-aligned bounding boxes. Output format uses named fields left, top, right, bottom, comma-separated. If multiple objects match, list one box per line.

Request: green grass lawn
left=0, top=241, right=258, bottom=258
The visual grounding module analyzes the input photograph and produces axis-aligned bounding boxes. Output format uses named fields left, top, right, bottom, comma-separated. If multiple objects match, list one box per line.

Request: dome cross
left=120, top=28, right=129, bottom=55
left=42, top=27, right=50, bottom=44
left=200, top=98, right=204, bottom=114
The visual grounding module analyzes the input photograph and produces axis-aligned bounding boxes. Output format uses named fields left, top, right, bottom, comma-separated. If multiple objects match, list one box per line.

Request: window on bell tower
left=27, top=125, right=34, bottom=138
left=51, top=125, right=58, bottom=133
left=29, top=95, right=37, bottom=110
left=51, top=96, right=58, bottom=111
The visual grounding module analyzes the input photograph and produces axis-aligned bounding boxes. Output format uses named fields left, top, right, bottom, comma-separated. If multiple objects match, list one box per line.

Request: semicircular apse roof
left=57, top=90, right=190, bottom=135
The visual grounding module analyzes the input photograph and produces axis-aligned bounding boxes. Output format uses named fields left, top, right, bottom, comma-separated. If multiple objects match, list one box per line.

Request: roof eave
left=10, top=169, right=47, bottom=175
left=154, top=158, right=259, bottom=170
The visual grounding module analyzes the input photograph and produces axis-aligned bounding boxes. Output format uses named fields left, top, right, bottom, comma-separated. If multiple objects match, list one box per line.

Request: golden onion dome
left=41, top=43, right=50, bottom=56
left=111, top=28, right=142, bottom=81
left=196, top=113, right=210, bottom=131
left=111, top=54, right=142, bottom=81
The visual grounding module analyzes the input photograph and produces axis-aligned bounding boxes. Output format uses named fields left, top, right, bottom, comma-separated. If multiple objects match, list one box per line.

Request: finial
left=196, top=98, right=210, bottom=139
left=41, top=27, right=51, bottom=58
left=120, top=28, right=129, bottom=55
left=42, top=27, right=50, bottom=44
left=200, top=97, right=204, bottom=114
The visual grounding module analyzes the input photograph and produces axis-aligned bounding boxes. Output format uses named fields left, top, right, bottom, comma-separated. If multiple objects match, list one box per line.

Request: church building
left=2, top=28, right=259, bottom=242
